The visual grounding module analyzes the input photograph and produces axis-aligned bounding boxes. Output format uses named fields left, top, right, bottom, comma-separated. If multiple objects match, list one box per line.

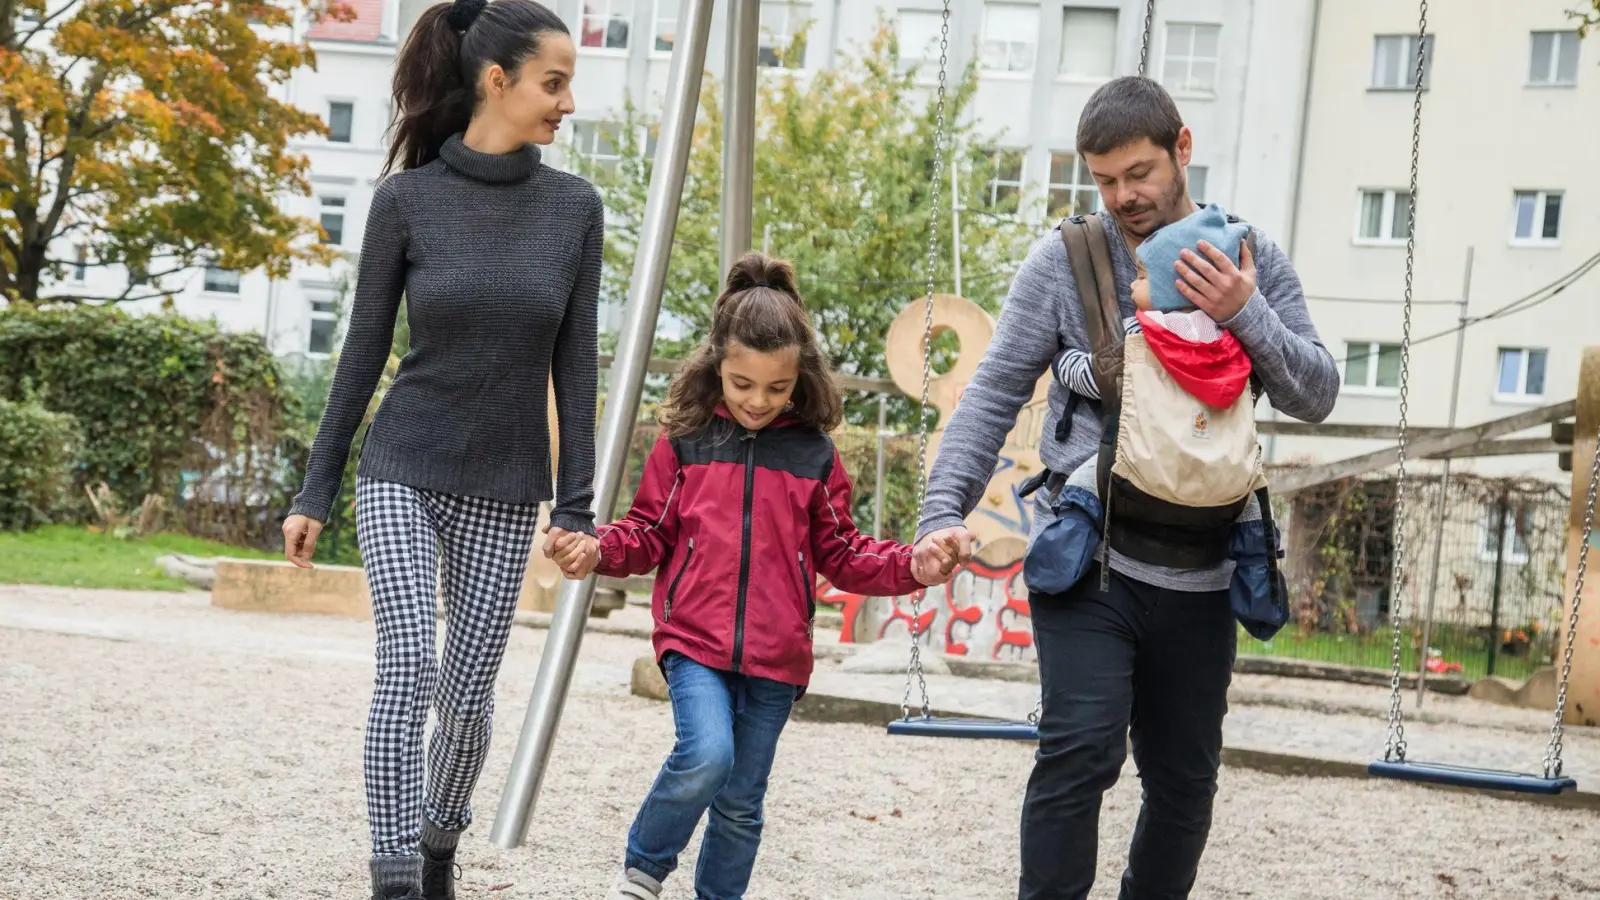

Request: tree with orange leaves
left=0, top=0, right=353, bottom=303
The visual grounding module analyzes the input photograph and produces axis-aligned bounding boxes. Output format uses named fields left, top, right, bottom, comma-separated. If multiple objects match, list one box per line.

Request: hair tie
left=750, top=281, right=772, bottom=289
left=447, top=0, right=487, bottom=31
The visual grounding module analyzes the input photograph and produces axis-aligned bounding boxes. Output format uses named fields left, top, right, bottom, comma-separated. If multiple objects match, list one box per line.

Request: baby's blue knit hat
left=1135, top=204, right=1252, bottom=312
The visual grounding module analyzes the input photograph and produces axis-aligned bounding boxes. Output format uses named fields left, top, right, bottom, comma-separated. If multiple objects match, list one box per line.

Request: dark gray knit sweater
left=290, top=134, right=602, bottom=534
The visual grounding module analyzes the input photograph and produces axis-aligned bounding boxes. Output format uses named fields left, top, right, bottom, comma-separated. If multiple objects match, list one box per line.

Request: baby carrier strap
left=1059, top=215, right=1124, bottom=414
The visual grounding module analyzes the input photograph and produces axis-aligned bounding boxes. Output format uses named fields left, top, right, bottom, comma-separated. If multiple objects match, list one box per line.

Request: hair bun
left=724, top=251, right=799, bottom=301
left=446, top=0, right=488, bottom=31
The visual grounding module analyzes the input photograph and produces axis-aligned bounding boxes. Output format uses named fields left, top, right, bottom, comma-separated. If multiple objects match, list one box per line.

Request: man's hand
left=544, top=526, right=599, bottom=580
left=1174, top=239, right=1256, bottom=322
left=912, top=526, right=973, bottom=585
left=282, top=514, right=322, bottom=569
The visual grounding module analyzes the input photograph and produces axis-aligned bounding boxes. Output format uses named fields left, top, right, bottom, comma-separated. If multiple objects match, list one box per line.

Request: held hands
left=282, top=514, right=322, bottom=569
left=544, top=526, right=600, bottom=580
left=1174, top=239, right=1256, bottom=322
left=911, top=526, right=973, bottom=587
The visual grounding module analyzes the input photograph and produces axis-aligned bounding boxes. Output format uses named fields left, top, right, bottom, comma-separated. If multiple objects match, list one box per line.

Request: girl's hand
left=282, top=515, right=322, bottom=569
left=545, top=527, right=599, bottom=580
left=914, top=537, right=963, bottom=586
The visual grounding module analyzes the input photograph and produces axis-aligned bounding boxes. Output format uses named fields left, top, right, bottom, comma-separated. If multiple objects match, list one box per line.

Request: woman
left=280, top=2, right=601, bottom=898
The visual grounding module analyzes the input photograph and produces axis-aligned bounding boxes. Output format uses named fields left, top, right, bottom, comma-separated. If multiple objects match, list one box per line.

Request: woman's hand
left=283, top=515, right=322, bottom=569
left=913, top=536, right=964, bottom=587
left=544, top=527, right=599, bottom=580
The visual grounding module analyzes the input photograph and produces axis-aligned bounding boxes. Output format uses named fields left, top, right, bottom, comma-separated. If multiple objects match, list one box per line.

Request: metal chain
left=902, top=0, right=952, bottom=724
left=1545, top=425, right=1600, bottom=778
left=1382, top=0, right=1427, bottom=764
left=1137, top=0, right=1156, bottom=77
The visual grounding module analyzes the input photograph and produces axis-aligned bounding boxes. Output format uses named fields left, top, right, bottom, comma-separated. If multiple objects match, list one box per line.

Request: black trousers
left=1019, top=566, right=1236, bottom=900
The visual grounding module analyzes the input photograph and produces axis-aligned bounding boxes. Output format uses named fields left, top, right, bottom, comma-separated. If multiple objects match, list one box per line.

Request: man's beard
left=1113, top=169, right=1189, bottom=240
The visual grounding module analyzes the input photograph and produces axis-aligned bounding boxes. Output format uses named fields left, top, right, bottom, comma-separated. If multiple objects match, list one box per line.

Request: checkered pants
left=356, top=477, right=540, bottom=856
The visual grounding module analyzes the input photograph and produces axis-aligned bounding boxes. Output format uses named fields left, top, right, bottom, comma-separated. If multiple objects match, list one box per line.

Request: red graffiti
left=814, top=557, right=1035, bottom=660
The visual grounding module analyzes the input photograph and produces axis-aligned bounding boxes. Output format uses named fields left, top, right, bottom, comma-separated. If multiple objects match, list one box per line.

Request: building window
left=1343, top=341, right=1402, bottom=392
left=1187, top=165, right=1208, bottom=206
left=1529, top=31, right=1579, bottom=86
left=896, top=8, right=945, bottom=77
left=1512, top=190, right=1562, bottom=243
left=984, top=149, right=1026, bottom=211
left=1371, top=34, right=1433, bottom=90
left=203, top=263, right=240, bottom=294
left=72, top=245, right=88, bottom=282
left=1162, top=23, right=1220, bottom=93
left=759, top=1, right=811, bottom=68
left=1357, top=189, right=1411, bottom=242
left=319, top=196, right=345, bottom=246
left=581, top=0, right=634, bottom=50
left=127, top=263, right=148, bottom=288
left=1047, top=152, right=1099, bottom=217
left=1479, top=504, right=1533, bottom=565
left=327, top=101, right=353, bottom=143
left=653, top=0, right=678, bottom=52
left=1496, top=347, right=1548, bottom=401
left=308, top=296, right=339, bottom=356
left=980, top=3, right=1037, bottom=74
left=1059, top=7, right=1117, bottom=79
left=571, top=121, right=623, bottom=176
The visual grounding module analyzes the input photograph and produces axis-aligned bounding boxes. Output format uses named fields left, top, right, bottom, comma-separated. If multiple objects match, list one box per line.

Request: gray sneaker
left=605, top=868, right=663, bottom=900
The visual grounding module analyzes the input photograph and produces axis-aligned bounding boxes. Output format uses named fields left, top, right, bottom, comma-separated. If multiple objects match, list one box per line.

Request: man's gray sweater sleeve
left=1223, top=232, right=1339, bottom=423
left=916, top=233, right=1064, bottom=541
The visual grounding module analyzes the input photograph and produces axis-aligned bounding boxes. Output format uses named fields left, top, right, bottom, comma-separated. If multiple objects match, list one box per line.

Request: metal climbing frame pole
left=722, top=0, right=759, bottom=273
left=488, top=0, right=719, bottom=849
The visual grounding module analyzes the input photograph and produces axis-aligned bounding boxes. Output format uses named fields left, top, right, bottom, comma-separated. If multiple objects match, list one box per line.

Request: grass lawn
left=1238, top=627, right=1544, bottom=682
left=0, top=525, right=277, bottom=592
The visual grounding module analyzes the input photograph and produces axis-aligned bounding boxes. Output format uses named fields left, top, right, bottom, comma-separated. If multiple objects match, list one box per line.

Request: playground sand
left=2, top=584, right=1597, bottom=899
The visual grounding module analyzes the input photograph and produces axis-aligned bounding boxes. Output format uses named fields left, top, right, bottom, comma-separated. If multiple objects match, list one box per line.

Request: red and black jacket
left=596, top=409, right=919, bottom=687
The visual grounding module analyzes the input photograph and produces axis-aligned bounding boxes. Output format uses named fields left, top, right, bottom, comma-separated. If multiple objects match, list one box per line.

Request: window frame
left=1478, top=503, right=1533, bottom=566
left=651, top=0, right=678, bottom=56
left=1341, top=340, right=1404, bottom=395
left=1187, top=164, right=1209, bottom=206
left=1509, top=189, right=1563, bottom=246
left=983, top=147, right=1027, bottom=213
left=1057, top=6, right=1119, bottom=81
left=758, top=0, right=813, bottom=70
left=202, top=262, right=241, bottom=296
left=1353, top=188, right=1412, bottom=245
left=979, top=2, right=1040, bottom=77
left=569, top=120, right=625, bottom=176
left=318, top=195, right=346, bottom=247
left=1528, top=30, right=1580, bottom=87
left=1494, top=347, right=1549, bottom=404
left=307, top=295, right=340, bottom=358
left=895, top=7, right=947, bottom=81
left=1046, top=151, right=1101, bottom=218
left=1161, top=22, right=1222, bottom=96
left=1370, top=33, right=1434, bottom=91
left=579, top=0, right=636, bottom=54
left=326, top=100, right=355, bottom=144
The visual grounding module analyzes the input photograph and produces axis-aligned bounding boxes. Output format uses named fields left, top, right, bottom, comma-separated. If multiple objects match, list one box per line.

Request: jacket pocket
left=1023, top=484, right=1104, bottom=596
left=1227, top=519, right=1288, bottom=642
left=665, top=537, right=695, bottom=621
left=799, top=551, right=814, bottom=639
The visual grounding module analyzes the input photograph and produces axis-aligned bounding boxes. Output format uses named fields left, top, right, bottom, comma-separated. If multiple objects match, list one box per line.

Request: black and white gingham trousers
left=356, top=477, right=540, bottom=856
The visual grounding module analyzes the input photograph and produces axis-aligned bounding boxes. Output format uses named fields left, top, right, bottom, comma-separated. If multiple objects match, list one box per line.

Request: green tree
left=1575, top=2, right=1599, bottom=36
left=576, top=20, right=1038, bottom=432
left=0, top=0, right=351, bottom=303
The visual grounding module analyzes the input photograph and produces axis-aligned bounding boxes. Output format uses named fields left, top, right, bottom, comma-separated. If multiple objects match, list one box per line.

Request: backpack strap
left=1058, top=216, right=1124, bottom=413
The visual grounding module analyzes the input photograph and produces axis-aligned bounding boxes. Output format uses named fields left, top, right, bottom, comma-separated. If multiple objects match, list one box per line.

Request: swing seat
left=1367, top=759, right=1577, bottom=795
left=888, top=716, right=1039, bottom=741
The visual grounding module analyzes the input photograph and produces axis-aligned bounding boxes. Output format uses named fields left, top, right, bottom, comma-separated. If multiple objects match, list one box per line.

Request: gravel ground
left=3, top=585, right=1600, bottom=900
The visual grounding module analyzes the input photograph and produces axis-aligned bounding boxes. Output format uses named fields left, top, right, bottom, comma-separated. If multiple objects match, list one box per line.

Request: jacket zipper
left=799, top=550, right=814, bottom=640
left=732, top=429, right=757, bottom=672
left=664, top=537, right=694, bottom=621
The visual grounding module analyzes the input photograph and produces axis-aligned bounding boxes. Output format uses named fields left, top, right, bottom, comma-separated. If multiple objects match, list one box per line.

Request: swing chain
left=1137, top=0, right=1156, bottom=77
left=903, top=0, right=952, bottom=724
left=1544, top=425, right=1600, bottom=778
left=1382, top=0, right=1427, bottom=765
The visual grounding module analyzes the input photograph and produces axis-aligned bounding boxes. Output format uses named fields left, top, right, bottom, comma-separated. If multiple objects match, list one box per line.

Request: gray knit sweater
left=917, top=210, right=1338, bottom=592
left=290, top=134, right=602, bottom=534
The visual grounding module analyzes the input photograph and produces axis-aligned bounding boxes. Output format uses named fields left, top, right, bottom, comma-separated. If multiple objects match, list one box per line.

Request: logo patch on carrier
left=1191, top=408, right=1211, bottom=440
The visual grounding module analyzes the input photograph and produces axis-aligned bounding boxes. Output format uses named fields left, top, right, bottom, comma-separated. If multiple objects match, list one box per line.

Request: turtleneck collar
left=438, top=133, right=541, bottom=184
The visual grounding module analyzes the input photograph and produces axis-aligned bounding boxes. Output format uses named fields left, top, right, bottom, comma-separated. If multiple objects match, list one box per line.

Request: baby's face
left=1131, top=261, right=1151, bottom=311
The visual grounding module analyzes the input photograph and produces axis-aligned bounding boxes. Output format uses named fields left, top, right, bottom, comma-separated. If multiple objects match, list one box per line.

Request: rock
left=1467, top=676, right=1519, bottom=707
left=630, top=655, right=669, bottom=702
left=156, top=554, right=218, bottom=590
left=838, top=637, right=950, bottom=676
left=1467, top=667, right=1559, bottom=710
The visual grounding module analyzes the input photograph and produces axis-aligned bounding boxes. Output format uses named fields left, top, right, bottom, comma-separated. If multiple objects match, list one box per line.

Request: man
left=909, top=77, right=1339, bottom=899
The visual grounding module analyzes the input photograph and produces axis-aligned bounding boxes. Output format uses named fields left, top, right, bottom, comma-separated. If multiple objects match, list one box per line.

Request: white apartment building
left=1270, top=0, right=1597, bottom=484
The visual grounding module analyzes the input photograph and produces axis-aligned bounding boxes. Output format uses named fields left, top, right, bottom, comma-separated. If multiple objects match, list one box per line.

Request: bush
left=0, top=397, right=82, bottom=529
left=0, top=305, right=296, bottom=545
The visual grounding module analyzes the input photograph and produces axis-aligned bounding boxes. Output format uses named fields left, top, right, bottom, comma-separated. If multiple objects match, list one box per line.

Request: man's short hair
left=1076, top=76, right=1185, bottom=157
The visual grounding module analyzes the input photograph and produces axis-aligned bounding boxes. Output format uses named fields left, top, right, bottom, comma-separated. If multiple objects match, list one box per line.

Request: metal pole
left=1416, top=246, right=1473, bottom=706
left=874, top=394, right=888, bottom=538
left=721, top=0, right=759, bottom=273
left=488, top=0, right=717, bottom=849
left=1487, top=491, right=1508, bottom=678
left=950, top=151, right=962, bottom=297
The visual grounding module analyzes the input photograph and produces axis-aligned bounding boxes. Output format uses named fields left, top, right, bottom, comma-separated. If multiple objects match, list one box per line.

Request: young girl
left=558, top=252, right=953, bottom=900
left=279, top=3, right=601, bottom=898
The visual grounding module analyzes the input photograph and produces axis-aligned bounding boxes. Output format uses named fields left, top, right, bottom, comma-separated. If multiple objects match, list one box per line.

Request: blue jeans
left=625, top=652, right=796, bottom=900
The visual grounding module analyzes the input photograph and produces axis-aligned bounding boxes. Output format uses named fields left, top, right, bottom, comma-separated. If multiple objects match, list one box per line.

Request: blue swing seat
left=887, top=716, right=1039, bottom=741
left=1367, top=759, right=1577, bottom=795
